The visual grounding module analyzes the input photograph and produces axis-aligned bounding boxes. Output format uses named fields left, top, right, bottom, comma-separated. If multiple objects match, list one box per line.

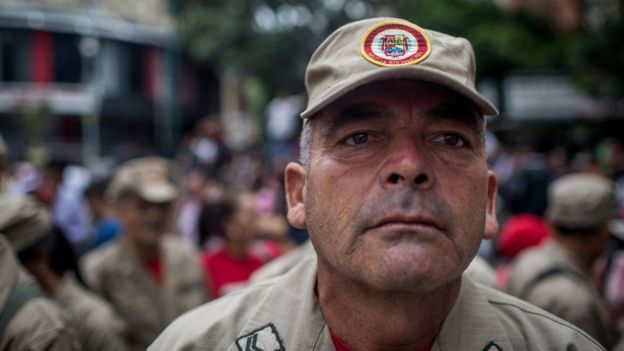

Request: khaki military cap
left=611, top=219, right=624, bottom=240
left=547, top=173, right=615, bottom=230
left=0, top=195, right=51, bottom=252
left=301, top=17, right=498, bottom=119
left=107, top=157, right=178, bottom=203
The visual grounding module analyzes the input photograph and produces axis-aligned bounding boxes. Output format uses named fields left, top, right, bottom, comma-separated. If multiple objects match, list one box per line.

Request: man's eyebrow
left=320, top=103, right=397, bottom=137
left=424, top=101, right=480, bottom=123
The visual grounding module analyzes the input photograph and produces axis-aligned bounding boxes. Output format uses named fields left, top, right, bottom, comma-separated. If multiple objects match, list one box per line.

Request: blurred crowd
left=1, top=114, right=624, bottom=350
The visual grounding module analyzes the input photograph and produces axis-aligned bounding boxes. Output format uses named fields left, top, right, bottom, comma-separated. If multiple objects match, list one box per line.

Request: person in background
left=0, top=194, right=128, bottom=351
left=31, top=160, right=66, bottom=209
left=189, top=116, right=229, bottom=179
left=85, top=178, right=121, bottom=251
left=81, top=157, right=207, bottom=351
left=602, top=219, right=624, bottom=334
left=265, top=90, right=304, bottom=167
left=0, top=236, right=79, bottom=351
left=151, top=17, right=602, bottom=350
left=495, top=213, right=549, bottom=289
left=507, top=173, right=618, bottom=348
left=175, top=169, right=206, bottom=250
left=199, top=191, right=265, bottom=298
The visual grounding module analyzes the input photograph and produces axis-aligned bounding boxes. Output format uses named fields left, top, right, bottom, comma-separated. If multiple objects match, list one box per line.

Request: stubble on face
left=300, top=81, right=494, bottom=294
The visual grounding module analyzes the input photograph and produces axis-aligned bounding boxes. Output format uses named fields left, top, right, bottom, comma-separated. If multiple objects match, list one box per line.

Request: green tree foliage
left=393, top=0, right=585, bottom=80
left=176, top=0, right=623, bottom=105
left=176, top=0, right=383, bottom=95
left=574, top=0, right=624, bottom=98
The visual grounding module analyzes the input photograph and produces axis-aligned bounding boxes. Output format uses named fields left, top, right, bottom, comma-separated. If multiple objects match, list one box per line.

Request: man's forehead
left=315, top=85, right=480, bottom=131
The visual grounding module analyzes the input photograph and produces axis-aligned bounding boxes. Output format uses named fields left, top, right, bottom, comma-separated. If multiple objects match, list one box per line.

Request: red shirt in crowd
left=201, top=249, right=264, bottom=298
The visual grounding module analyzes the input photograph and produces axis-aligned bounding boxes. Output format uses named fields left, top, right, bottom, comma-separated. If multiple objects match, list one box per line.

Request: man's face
left=285, top=80, right=498, bottom=292
left=116, top=193, right=173, bottom=249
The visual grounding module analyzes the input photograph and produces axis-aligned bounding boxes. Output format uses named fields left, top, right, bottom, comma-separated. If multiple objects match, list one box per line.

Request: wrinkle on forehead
left=317, top=99, right=483, bottom=138
left=318, top=104, right=400, bottom=138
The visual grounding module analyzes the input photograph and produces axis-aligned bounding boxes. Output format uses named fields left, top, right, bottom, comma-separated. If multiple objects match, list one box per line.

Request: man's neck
left=224, top=238, right=249, bottom=260
left=126, top=237, right=161, bottom=263
left=317, top=264, right=460, bottom=351
left=553, top=235, right=601, bottom=270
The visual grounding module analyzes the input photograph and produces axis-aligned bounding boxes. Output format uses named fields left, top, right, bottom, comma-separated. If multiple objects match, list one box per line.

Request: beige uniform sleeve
left=2, top=298, right=80, bottom=351
left=54, top=276, right=129, bottom=351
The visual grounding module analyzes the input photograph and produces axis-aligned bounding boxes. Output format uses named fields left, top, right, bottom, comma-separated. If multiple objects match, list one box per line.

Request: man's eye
left=437, top=133, right=467, bottom=147
left=343, top=133, right=370, bottom=146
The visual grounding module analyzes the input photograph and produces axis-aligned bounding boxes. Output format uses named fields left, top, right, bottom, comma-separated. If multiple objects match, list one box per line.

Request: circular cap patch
left=360, top=21, right=431, bottom=67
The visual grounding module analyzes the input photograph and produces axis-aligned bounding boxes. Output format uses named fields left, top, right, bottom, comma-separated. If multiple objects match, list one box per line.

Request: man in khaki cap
left=0, top=194, right=128, bottom=351
left=0, top=236, right=79, bottom=351
left=507, top=173, right=618, bottom=348
left=81, top=157, right=207, bottom=351
left=151, top=18, right=603, bottom=350
left=0, top=136, right=78, bottom=351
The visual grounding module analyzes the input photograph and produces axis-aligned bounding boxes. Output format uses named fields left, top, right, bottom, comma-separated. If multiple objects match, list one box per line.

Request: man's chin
left=363, top=270, right=461, bottom=294
left=139, top=231, right=163, bottom=246
left=358, top=255, right=462, bottom=293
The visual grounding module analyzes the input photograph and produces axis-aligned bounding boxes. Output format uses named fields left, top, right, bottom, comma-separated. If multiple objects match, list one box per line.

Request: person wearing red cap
left=507, top=173, right=619, bottom=348
left=496, top=214, right=549, bottom=289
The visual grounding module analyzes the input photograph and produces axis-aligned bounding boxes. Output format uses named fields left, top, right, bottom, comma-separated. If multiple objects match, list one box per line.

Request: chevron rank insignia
left=236, top=323, right=285, bottom=351
left=483, top=341, right=503, bottom=351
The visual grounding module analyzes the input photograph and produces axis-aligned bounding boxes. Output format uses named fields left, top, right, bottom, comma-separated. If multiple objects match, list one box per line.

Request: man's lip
left=371, top=214, right=444, bottom=232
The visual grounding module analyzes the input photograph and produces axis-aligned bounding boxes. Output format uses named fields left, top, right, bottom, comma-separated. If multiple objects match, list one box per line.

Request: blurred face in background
left=223, top=193, right=258, bottom=245
left=185, top=170, right=206, bottom=197
left=116, top=193, right=174, bottom=250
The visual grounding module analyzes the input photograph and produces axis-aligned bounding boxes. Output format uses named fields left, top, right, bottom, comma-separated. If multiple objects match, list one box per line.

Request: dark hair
left=197, top=194, right=239, bottom=246
left=17, top=226, right=86, bottom=286
left=85, top=178, right=111, bottom=200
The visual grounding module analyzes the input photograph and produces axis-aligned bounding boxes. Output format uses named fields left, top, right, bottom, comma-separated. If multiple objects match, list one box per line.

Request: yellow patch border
left=359, top=21, right=432, bottom=67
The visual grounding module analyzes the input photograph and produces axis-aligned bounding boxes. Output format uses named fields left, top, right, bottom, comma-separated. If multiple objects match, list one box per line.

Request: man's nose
left=380, top=138, right=434, bottom=190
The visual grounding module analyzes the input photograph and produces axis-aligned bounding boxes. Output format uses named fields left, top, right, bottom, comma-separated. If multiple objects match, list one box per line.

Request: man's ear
left=284, top=162, right=306, bottom=229
left=483, top=170, right=499, bottom=240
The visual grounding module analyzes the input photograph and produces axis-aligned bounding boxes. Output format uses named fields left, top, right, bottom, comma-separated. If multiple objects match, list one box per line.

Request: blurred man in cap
left=0, top=198, right=78, bottom=351
left=81, top=157, right=207, bottom=351
left=151, top=18, right=602, bottom=350
left=0, top=194, right=128, bottom=351
left=507, top=173, right=618, bottom=348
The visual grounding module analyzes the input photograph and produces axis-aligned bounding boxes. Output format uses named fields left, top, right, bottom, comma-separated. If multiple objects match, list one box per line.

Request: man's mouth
left=365, top=213, right=446, bottom=238
left=374, top=213, right=442, bottom=230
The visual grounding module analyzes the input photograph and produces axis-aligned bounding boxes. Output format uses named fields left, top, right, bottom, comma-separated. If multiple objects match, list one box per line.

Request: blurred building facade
left=0, top=0, right=218, bottom=164
left=490, top=0, right=624, bottom=148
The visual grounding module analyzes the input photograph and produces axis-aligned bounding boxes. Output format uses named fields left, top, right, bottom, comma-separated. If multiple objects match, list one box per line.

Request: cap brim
left=137, top=184, right=178, bottom=203
left=611, top=219, right=624, bottom=240
left=300, top=66, right=498, bottom=119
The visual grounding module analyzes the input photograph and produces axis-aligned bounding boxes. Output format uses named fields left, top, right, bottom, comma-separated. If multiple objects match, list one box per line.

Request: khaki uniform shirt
left=150, top=256, right=603, bottom=351
left=465, top=255, right=498, bottom=289
left=506, top=240, right=614, bottom=348
left=0, top=237, right=78, bottom=351
left=250, top=240, right=315, bottom=283
left=81, top=234, right=207, bottom=351
left=54, top=274, right=129, bottom=351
